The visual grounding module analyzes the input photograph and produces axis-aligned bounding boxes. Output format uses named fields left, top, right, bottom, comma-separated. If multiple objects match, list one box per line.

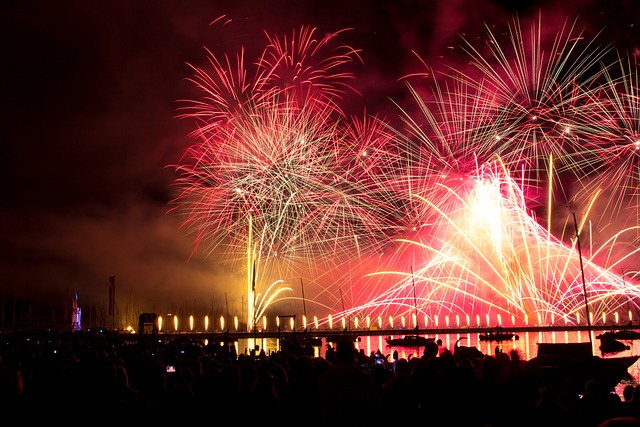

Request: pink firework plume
left=170, top=26, right=400, bottom=320
left=351, top=161, right=640, bottom=327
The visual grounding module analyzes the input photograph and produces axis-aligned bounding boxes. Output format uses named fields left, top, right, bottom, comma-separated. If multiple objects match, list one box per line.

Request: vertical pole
left=300, top=277, right=307, bottom=329
left=113, top=278, right=116, bottom=331
left=572, top=212, right=593, bottom=347
left=411, top=266, right=418, bottom=330
left=340, top=287, right=347, bottom=330
left=225, top=292, right=229, bottom=332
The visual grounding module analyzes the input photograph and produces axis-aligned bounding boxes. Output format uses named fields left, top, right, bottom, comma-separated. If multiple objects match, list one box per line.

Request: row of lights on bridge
left=129, top=310, right=634, bottom=333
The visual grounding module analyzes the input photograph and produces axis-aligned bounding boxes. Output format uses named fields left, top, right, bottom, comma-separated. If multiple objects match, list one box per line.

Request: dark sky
left=1, top=0, right=638, bottom=322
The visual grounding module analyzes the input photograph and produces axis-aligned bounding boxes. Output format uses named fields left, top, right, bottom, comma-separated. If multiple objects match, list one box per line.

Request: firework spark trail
left=571, top=53, right=640, bottom=231
left=442, top=13, right=615, bottom=190
left=258, top=26, right=363, bottom=107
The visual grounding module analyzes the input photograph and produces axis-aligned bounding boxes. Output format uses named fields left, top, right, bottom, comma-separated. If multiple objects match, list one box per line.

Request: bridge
left=117, top=323, right=629, bottom=345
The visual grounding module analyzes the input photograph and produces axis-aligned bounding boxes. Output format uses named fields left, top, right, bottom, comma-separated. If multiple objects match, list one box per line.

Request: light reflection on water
left=245, top=329, right=640, bottom=396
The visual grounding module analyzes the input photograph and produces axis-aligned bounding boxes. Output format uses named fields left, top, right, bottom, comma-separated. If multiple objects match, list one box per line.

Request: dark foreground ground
left=1, top=330, right=640, bottom=426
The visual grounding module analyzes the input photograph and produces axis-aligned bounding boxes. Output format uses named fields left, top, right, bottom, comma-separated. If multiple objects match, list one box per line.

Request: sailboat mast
left=621, top=270, right=638, bottom=324
left=411, top=266, right=418, bottom=329
left=572, top=212, right=593, bottom=346
left=340, top=286, right=347, bottom=330
left=300, top=277, right=307, bottom=320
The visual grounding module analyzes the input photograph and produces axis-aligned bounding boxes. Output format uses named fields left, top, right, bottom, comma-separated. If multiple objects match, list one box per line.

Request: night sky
left=1, top=0, right=638, bottom=322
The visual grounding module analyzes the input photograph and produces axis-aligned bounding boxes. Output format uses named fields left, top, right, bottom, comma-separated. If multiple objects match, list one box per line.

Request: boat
left=522, top=214, right=638, bottom=391
left=523, top=217, right=640, bottom=391
left=386, top=268, right=439, bottom=348
left=386, top=334, right=439, bottom=347
left=325, top=332, right=361, bottom=343
left=596, top=329, right=640, bottom=340
left=599, top=337, right=631, bottom=354
left=527, top=342, right=640, bottom=392
left=478, top=331, right=519, bottom=342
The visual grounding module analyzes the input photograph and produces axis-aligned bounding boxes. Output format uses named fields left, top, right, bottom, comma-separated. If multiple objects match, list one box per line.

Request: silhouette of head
left=424, top=341, right=439, bottom=358
left=336, top=336, right=355, bottom=363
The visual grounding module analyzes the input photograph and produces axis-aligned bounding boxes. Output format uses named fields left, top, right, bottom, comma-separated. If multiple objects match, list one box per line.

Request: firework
left=170, top=26, right=400, bottom=325
left=354, top=161, right=640, bottom=326
left=343, top=13, right=640, bottom=327
left=171, top=14, right=640, bottom=328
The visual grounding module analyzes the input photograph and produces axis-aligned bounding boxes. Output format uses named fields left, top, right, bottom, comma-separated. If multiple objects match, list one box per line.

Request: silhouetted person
left=315, top=337, right=380, bottom=424
left=250, top=370, right=280, bottom=413
left=533, top=386, right=570, bottom=427
left=286, top=355, right=316, bottom=420
left=424, top=340, right=439, bottom=359
left=573, top=379, right=613, bottom=427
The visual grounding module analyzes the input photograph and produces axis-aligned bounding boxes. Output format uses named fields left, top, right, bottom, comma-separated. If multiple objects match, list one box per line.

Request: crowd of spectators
left=1, top=330, right=640, bottom=426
